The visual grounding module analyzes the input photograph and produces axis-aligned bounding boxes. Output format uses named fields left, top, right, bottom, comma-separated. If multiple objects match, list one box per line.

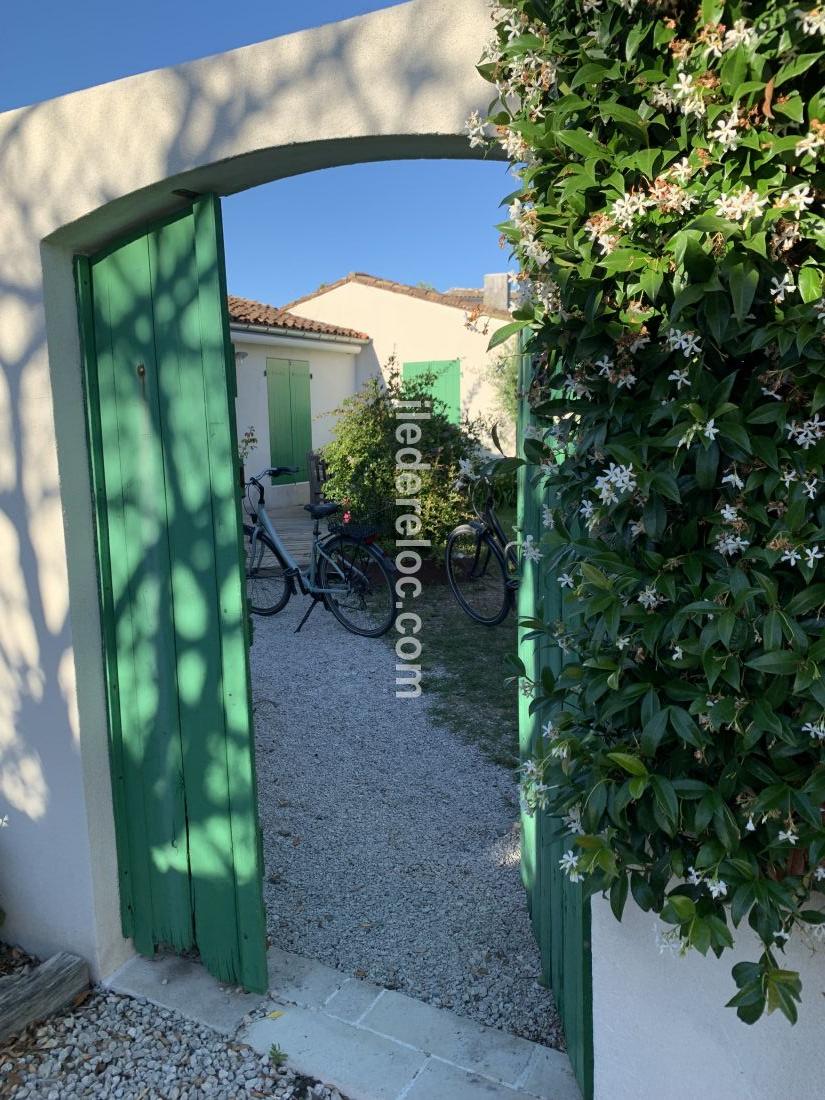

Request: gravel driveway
left=251, top=596, right=563, bottom=1049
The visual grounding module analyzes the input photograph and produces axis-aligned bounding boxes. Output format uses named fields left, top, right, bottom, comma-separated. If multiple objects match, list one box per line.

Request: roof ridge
left=280, top=272, right=511, bottom=320
left=227, top=293, right=369, bottom=341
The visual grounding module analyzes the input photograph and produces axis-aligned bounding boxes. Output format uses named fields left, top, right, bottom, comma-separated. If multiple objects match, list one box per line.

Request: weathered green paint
left=402, top=359, right=461, bottom=423
left=266, top=358, right=311, bottom=483
left=517, top=346, right=593, bottom=1100
left=75, top=196, right=268, bottom=993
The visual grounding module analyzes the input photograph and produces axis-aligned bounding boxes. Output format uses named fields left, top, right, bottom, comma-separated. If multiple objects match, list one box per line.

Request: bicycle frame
left=245, top=485, right=369, bottom=599
left=469, top=478, right=519, bottom=572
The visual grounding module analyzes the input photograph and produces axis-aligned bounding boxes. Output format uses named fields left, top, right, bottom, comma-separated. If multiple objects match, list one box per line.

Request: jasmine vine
left=477, top=0, right=825, bottom=1023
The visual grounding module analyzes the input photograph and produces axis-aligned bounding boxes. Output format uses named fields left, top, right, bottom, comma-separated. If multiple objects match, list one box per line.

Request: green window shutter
left=265, top=358, right=311, bottom=484
left=402, top=360, right=461, bottom=423
left=288, top=360, right=312, bottom=484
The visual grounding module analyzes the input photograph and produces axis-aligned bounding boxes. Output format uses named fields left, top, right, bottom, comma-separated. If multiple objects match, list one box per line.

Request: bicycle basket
left=328, top=503, right=393, bottom=541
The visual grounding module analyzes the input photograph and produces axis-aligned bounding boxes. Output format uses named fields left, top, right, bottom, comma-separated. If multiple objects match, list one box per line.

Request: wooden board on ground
left=0, top=952, right=89, bottom=1042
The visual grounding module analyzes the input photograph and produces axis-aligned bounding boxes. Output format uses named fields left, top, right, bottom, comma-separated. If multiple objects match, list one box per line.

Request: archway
left=0, top=0, right=501, bottom=992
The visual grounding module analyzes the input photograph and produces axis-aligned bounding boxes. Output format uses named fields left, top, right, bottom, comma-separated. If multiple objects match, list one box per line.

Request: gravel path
left=0, top=987, right=344, bottom=1100
left=251, top=596, right=563, bottom=1049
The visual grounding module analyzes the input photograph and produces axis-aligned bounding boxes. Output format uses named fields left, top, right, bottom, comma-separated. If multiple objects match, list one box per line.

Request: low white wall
left=591, top=894, right=825, bottom=1098
left=233, top=337, right=357, bottom=507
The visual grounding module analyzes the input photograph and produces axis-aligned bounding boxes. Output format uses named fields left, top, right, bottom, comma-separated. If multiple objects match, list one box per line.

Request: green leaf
left=728, top=262, right=759, bottom=323
left=557, top=129, right=608, bottom=161
left=774, top=52, right=823, bottom=88
left=607, top=752, right=648, bottom=777
left=798, top=266, right=823, bottom=304
left=610, top=873, right=629, bottom=920
left=571, top=63, right=610, bottom=89
left=488, top=320, right=530, bottom=350
left=641, top=709, right=669, bottom=755
left=745, top=651, right=800, bottom=675
left=669, top=707, right=703, bottom=747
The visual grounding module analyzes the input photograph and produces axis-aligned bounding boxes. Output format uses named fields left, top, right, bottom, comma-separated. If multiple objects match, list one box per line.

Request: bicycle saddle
left=304, top=501, right=341, bottom=519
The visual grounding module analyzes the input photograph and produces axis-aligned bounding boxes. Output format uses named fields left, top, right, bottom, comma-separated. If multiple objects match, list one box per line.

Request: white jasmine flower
left=522, top=534, right=543, bottom=563
left=672, top=645, right=684, bottom=661
left=782, top=547, right=802, bottom=565
left=707, top=878, right=728, bottom=900
left=715, top=532, right=750, bottom=557
left=777, top=184, right=814, bottom=220
left=804, top=545, right=824, bottom=568
left=611, top=193, right=649, bottom=229
left=687, top=866, right=703, bottom=885
left=746, top=815, right=756, bottom=832
left=803, top=719, right=825, bottom=741
left=580, top=500, right=595, bottom=519
left=563, top=806, right=585, bottom=835
left=770, top=273, right=795, bottom=303
left=724, top=18, right=758, bottom=50
left=781, top=468, right=799, bottom=486
left=796, top=129, right=825, bottom=158
left=775, top=930, right=791, bottom=943
left=559, top=850, right=583, bottom=882
left=669, top=157, right=693, bottom=185
left=778, top=827, right=798, bottom=845
left=638, top=585, right=662, bottom=611
left=559, top=572, right=575, bottom=589
left=465, top=110, right=488, bottom=149
left=595, top=354, right=615, bottom=375
left=616, top=636, right=631, bottom=650
left=541, top=505, right=555, bottom=529
left=654, top=921, right=687, bottom=957
left=720, top=504, right=738, bottom=523
left=668, top=367, right=690, bottom=389
left=796, top=6, right=825, bottom=36
left=709, top=111, right=741, bottom=151
left=629, top=520, right=645, bottom=539
left=815, top=866, right=825, bottom=880
left=651, top=85, right=677, bottom=112
left=715, top=188, right=768, bottom=222
left=703, top=419, right=719, bottom=440
left=787, top=415, right=825, bottom=449
left=722, top=470, right=745, bottom=490
left=804, top=477, right=820, bottom=499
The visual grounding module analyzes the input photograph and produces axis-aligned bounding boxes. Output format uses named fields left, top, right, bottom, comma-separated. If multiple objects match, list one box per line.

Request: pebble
left=0, top=989, right=341, bottom=1099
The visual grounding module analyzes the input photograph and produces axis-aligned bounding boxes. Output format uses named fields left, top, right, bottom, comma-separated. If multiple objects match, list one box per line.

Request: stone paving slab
left=105, top=953, right=265, bottom=1035
left=245, top=1005, right=427, bottom=1100
left=107, top=947, right=581, bottom=1100
left=361, top=988, right=534, bottom=1085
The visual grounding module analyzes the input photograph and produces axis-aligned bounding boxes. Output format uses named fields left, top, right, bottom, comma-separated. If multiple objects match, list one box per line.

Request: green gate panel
left=402, top=359, right=461, bottom=423
left=266, top=358, right=311, bottom=484
left=75, top=195, right=268, bottom=993
left=517, top=343, right=593, bottom=1099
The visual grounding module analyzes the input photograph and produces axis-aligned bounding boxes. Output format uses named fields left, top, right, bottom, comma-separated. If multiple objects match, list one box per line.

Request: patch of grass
left=268, top=1043, right=288, bottom=1068
left=402, top=581, right=519, bottom=769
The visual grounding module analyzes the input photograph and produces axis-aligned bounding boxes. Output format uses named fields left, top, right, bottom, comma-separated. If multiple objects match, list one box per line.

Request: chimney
left=483, top=273, right=510, bottom=312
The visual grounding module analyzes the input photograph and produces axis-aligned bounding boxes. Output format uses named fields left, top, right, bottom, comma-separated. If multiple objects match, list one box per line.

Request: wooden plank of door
left=193, top=195, right=268, bottom=993
left=90, top=241, right=193, bottom=953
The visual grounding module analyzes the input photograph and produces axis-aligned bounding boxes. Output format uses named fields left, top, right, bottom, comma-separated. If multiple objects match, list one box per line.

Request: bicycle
left=445, top=474, right=519, bottom=625
left=242, top=466, right=397, bottom=637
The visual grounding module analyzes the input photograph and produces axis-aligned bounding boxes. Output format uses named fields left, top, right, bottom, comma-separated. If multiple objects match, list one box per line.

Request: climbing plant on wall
left=474, top=0, right=825, bottom=1022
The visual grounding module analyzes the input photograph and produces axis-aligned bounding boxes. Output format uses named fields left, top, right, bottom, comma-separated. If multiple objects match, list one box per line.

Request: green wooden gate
left=517, top=348, right=593, bottom=1098
left=402, top=359, right=461, bottom=423
left=75, top=196, right=268, bottom=993
left=266, top=358, right=312, bottom=484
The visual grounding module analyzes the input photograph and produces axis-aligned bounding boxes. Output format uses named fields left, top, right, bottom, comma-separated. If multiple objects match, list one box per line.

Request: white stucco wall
left=591, top=894, right=825, bottom=1099
left=0, top=0, right=496, bottom=980
left=288, top=281, right=517, bottom=450
left=232, top=334, right=359, bottom=506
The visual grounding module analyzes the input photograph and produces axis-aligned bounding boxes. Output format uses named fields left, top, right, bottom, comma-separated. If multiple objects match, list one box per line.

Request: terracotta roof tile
left=281, top=272, right=512, bottom=321
left=227, top=295, right=369, bottom=341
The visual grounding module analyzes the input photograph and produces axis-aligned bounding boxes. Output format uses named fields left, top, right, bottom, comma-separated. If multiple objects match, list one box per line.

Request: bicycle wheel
left=243, top=524, right=291, bottom=616
left=319, top=535, right=396, bottom=637
left=445, top=525, right=511, bottom=625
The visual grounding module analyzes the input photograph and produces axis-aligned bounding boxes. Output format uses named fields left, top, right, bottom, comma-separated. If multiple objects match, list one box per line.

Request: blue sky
left=3, top=0, right=510, bottom=306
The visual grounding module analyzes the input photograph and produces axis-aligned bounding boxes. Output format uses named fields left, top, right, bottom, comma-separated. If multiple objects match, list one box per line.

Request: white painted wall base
left=591, top=894, right=825, bottom=1099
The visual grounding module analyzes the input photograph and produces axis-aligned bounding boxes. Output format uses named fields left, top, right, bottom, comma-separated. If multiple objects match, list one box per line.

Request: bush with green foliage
left=476, top=0, right=825, bottom=1023
left=322, top=365, right=483, bottom=549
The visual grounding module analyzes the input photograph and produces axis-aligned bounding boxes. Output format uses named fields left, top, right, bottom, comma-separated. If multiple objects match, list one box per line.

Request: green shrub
left=479, top=0, right=825, bottom=1023
left=322, top=364, right=484, bottom=550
